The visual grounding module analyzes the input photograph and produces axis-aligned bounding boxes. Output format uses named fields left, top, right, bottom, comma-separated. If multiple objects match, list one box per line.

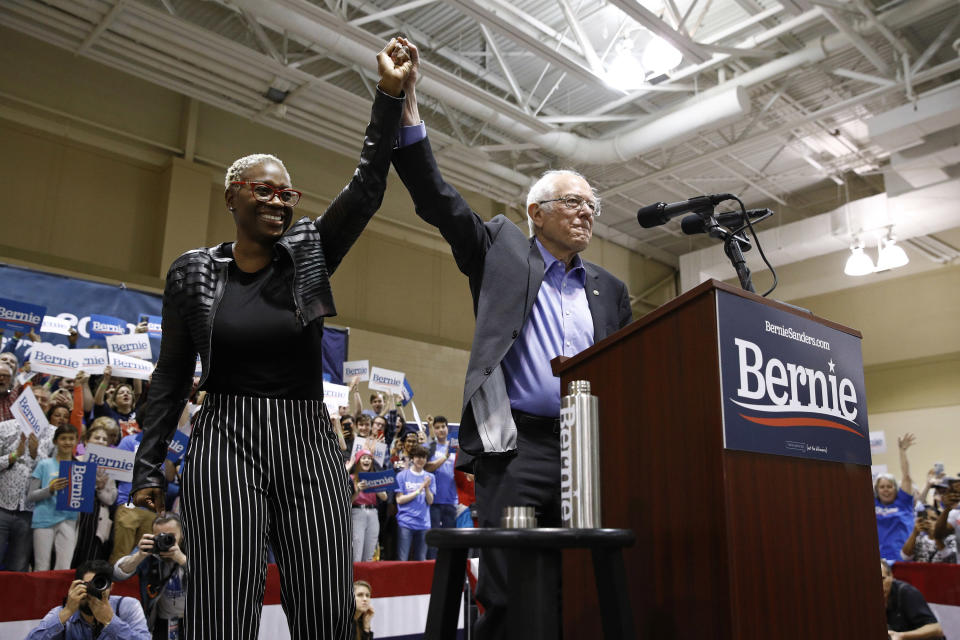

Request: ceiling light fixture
left=641, top=35, right=683, bottom=76
left=875, top=230, right=909, bottom=271
left=605, top=38, right=646, bottom=91
left=844, top=241, right=875, bottom=276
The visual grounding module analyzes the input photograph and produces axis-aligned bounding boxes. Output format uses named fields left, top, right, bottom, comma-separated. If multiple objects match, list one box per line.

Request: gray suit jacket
left=393, top=139, right=633, bottom=458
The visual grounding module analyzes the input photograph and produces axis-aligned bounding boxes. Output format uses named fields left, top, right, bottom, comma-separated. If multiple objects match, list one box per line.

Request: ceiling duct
left=229, top=0, right=952, bottom=166
left=228, top=0, right=751, bottom=164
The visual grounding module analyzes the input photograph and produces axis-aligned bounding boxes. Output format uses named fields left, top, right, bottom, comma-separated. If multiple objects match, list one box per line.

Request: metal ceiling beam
left=77, top=0, right=126, bottom=55
left=478, top=24, right=527, bottom=110
left=712, top=159, right=787, bottom=204
left=701, top=5, right=783, bottom=45
left=676, top=0, right=701, bottom=35
left=346, top=0, right=438, bottom=26
left=850, top=0, right=909, bottom=56
left=340, top=0, right=548, bottom=113
left=605, top=56, right=960, bottom=196
left=442, top=0, right=615, bottom=91
left=481, top=0, right=586, bottom=58
left=240, top=9, right=284, bottom=63
left=589, top=8, right=825, bottom=116
left=557, top=0, right=605, bottom=75
left=820, top=7, right=890, bottom=74
left=911, top=12, right=960, bottom=74
left=832, top=68, right=897, bottom=87
left=606, top=0, right=711, bottom=63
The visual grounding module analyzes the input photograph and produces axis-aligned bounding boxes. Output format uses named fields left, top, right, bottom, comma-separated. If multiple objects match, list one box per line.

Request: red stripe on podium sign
left=738, top=414, right=866, bottom=438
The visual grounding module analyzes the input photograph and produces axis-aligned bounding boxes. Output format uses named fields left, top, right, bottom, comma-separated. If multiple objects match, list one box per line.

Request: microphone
left=680, top=208, right=773, bottom=235
left=636, top=194, right=735, bottom=228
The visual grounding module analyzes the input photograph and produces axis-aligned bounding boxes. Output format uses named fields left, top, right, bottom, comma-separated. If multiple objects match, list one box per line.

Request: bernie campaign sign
left=56, top=461, right=97, bottom=513
left=0, top=297, right=45, bottom=333
left=343, top=360, right=369, bottom=382
left=107, top=351, right=154, bottom=380
left=11, top=387, right=49, bottom=439
left=84, top=444, right=136, bottom=482
left=716, top=289, right=870, bottom=465
left=106, top=333, right=153, bottom=361
left=28, top=344, right=108, bottom=377
left=27, top=343, right=83, bottom=378
left=368, top=367, right=405, bottom=395
left=166, top=430, right=190, bottom=464
left=40, top=315, right=73, bottom=336
left=358, top=470, right=398, bottom=493
left=88, top=314, right=129, bottom=339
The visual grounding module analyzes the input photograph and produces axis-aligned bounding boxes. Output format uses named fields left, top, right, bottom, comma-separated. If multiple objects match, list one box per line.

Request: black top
left=203, top=260, right=324, bottom=401
left=886, top=580, right=943, bottom=636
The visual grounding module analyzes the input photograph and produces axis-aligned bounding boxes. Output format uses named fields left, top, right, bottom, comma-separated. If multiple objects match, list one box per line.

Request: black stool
left=424, top=528, right=635, bottom=640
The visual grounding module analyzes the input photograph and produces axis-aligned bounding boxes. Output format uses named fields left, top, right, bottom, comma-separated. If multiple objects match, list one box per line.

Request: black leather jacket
left=132, top=89, right=403, bottom=494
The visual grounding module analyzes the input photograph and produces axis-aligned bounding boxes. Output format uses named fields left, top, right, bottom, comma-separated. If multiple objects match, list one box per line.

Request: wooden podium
left=552, top=279, right=886, bottom=639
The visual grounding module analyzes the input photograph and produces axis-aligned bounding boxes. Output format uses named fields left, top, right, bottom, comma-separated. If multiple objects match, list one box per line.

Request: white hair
left=524, top=169, right=600, bottom=236
left=224, top=153, right=290, bottom=188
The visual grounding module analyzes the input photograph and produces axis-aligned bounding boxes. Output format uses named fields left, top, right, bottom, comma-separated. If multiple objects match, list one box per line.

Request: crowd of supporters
left=0, top=326, right=474, bottom=638
left=339, top=377, right=475, bottom=562
left=7, top=319, right=957, bottom=637
left=874, top=433, right=959, bottom=567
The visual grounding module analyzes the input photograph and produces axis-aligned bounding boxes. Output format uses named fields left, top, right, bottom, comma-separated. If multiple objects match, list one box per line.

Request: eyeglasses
left=538, top=194, right=600, bottom=217
left=231, top=181, right=302, bottom=206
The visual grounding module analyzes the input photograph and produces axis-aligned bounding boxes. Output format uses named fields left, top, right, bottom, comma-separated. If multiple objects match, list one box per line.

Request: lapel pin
left=592, top=289, right=599, bottom=296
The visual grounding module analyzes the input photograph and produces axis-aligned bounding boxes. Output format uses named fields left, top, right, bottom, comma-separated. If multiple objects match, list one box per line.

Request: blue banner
left=0, top=264, right=349, bottom=380
left=717, top=289, right=870, bottom=465
left=0, top=297, right=46, bottom=333
left=358, top=469, right=397, bottom=493
left=88, top=314, right=129, bottom=339
left=56, top=460, right=97, bottom=513
left=321, top=326, right=348, bottom=385
left=166, top=430, right=190, bottom=464
left=400, top=378, right=414, bottom=406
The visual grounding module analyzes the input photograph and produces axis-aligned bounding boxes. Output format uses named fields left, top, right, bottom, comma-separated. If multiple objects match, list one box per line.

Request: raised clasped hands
left=377, top=38, right=413, bottom=98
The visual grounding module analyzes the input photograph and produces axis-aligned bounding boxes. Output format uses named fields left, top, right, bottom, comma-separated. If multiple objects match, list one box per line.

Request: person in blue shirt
left=424, top=416, right=457, bottom=560
left=27, top=425, right=80, bottom=571
left=394, top=444, right=435, bottom=561
left=25, top=558, right=151, bottom=639
left=876, top=433, right=918, bottom=564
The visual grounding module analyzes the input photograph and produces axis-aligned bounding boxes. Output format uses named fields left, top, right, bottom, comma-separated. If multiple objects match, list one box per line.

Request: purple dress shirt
left=501, top=239, right=594, bottom=417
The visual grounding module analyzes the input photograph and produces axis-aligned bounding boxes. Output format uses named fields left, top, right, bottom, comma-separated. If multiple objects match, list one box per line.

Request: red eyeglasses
left=231, top=181, right=302, bottom=206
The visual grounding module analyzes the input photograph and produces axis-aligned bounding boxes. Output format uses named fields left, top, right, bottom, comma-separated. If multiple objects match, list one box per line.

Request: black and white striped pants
left=181, top=393, right=354, bottom=640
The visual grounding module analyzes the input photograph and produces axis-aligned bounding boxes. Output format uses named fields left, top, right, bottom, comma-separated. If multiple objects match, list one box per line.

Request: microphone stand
left=697, top=211, right=757, bottom=294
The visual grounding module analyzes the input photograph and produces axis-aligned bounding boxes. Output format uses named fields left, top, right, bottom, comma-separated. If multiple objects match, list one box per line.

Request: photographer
left=25, top=558, right=150, bottom=639
left=112, top=514, right=187, bottom=640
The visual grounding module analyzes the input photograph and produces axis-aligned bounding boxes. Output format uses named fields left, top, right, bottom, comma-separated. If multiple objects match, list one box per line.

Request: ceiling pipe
left=114, top=1, right=535, bottom=192
left=232, top=0, right=951, bottom=166
left=228, top=0, right=751, bottom=164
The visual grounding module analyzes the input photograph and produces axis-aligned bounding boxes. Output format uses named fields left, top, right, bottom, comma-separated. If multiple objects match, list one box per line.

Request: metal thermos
left=501, top=506, right=537, bottom=529
left=559, top=380, right=601, bottom=528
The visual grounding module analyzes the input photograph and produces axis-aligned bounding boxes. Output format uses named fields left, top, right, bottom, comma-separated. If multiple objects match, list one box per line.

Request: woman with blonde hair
left=71, top=418, right=119, bottom=566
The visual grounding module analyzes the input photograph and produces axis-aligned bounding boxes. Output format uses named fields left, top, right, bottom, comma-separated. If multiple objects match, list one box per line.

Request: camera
left=154, top=532, right=176, bottom=553
left=85, top=574, right=112, bottom=600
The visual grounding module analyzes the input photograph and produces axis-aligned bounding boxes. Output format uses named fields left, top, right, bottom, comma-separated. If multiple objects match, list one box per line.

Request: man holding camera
left=26, top=558, right=150, bottom=639
left=113, top=514, right=187, bottom=640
